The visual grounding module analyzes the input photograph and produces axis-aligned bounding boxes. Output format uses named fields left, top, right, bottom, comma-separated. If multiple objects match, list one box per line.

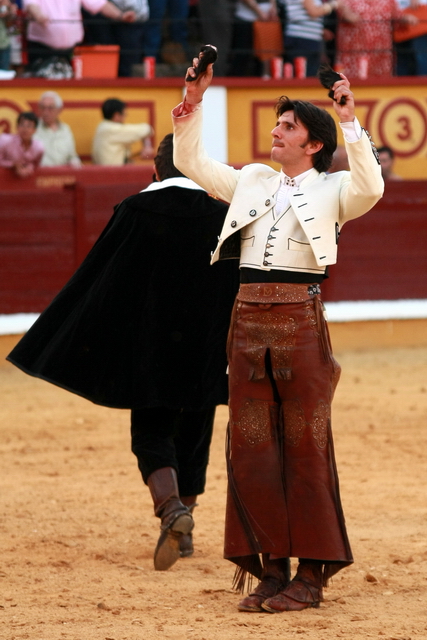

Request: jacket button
left=231, top=220, right=237, bottom=228
left=249, top=209, right=256, bottom=217
left=265, top=199, right=271, bottom=206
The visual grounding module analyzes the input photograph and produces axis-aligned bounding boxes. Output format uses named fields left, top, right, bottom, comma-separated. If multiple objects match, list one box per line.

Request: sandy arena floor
left=1, top=326, right=427, bottom=640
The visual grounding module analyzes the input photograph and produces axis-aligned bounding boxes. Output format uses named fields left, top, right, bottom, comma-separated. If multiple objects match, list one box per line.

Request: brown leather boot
left=237, top=555, right=291, bottom=612
left=147, top=467, right=194, bottom=571
left=262, top=560, right=324, bottom=612
left=179, top=496, right=198, bottom=558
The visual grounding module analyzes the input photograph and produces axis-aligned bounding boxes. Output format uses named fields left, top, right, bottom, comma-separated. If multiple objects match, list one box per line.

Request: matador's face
left=270, top=111, right=321, bottom=174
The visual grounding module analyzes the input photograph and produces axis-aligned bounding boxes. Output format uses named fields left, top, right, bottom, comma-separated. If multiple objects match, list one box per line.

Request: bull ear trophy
left=317, top=63, right=347, bottom=105
left=185, top=45, right=218, bottom=81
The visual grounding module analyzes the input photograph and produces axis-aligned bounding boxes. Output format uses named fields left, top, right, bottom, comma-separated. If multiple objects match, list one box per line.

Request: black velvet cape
left=7, top=185, right=239, bottom=410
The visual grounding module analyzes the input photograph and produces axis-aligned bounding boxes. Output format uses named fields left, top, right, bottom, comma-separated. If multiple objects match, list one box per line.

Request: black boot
left=147, top=467, right=194, bottom=571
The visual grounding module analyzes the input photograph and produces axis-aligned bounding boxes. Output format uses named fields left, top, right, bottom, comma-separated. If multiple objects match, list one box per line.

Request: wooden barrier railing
left=0, top=167, right=426, bottom=312
left=0, top=165, right=153, bottom=312
left=321, top=180, right=427, bottom=302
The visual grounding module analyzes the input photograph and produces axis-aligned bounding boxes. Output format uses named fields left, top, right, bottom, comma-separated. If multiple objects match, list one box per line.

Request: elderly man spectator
left=22, top=0, right=136, bottom=70
left=0, top=111, right=44, bottom=177
left=92, top=97, right=154, bottom=165
left=34, top=91, right=81, bottom=167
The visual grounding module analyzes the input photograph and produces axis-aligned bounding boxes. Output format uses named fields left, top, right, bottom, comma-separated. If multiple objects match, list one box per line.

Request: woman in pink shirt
left=0, top=112, right=44, bottom=177
left=23, top=0, right=136, bottom=68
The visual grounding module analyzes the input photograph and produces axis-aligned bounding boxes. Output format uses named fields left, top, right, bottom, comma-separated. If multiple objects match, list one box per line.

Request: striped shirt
left=284, top=0, right=324, bottom=41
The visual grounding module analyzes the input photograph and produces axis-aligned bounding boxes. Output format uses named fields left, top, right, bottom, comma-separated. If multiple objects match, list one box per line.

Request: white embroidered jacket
left=172, top=105, right=384, bottom=268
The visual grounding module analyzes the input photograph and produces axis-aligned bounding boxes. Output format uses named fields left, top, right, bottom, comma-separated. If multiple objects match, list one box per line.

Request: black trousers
left=229, top=18, right=263, bottom=77
left=130, top=405, right=216, bottom=497
left=81, top=10, right=145, bottom=77
left=26, top=40, right=74, bottom=67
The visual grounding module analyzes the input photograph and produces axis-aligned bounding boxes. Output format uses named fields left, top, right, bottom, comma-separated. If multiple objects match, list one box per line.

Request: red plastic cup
left=72, top=56, right=83, bottom=79
left=294, top=57, right=307, bottom=79
left=358, top=55, right=368, bottom=80
left=144, top=56, right=156, bottom=79
left=270, top=57, right=283, bottom=79
left=283, top=62, right=293, bottom=79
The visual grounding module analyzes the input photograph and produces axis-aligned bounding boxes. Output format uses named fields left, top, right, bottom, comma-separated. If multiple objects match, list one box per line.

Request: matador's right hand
left=184, top=57, right=214, bottom=105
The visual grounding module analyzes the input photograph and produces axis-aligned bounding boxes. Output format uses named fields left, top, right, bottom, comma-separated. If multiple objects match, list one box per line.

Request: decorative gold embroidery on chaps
left=283, top=399, right=331, bottom=448
left=311, top=400, right=330, bottom=449
left=283, top=399, right=306, bottom=447
left=234, top=399, right=276, bottom=446
left=304, top=300, right=319, bottom=336
left=243, top=312, right=298, bottom=381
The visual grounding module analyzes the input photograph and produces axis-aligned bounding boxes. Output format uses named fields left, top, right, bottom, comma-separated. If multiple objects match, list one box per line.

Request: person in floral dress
left=336, top=0, right=416, bottom=77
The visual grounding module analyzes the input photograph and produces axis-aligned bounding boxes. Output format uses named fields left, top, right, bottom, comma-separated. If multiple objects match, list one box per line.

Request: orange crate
left=73, top=45, right=119, bottom=78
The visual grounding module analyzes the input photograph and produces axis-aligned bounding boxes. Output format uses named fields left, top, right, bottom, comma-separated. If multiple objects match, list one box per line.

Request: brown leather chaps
left=224, top=283, right=353, bottom=588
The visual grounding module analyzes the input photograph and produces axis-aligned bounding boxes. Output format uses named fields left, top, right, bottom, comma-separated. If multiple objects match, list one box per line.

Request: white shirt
left=141, top=177, right=205, bottom=193
left=35, top=121, right=81, bottom=167
left=92, top=120, right=153, bottom=166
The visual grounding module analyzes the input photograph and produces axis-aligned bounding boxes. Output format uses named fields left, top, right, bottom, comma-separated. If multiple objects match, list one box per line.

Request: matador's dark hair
left=275, top=96, right=337, bottom=173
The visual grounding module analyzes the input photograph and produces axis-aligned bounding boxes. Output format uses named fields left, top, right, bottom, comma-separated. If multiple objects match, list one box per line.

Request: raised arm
left=172, top=54, right=241, bottom=202
left=329, top=72, right=355, bottom=123
left=329, top=73, right=384, bottom=221
left=184, top=54, right=215, bottom=106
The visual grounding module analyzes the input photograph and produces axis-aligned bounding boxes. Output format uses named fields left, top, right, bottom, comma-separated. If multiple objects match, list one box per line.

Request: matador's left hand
left=331, top=73, right=355, bottom=123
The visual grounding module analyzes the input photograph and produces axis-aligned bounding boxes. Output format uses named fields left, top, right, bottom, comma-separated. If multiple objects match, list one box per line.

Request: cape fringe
left=232, top=560, right=260, bottom=594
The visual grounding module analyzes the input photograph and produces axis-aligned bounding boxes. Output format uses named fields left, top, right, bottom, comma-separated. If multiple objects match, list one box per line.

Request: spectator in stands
left=197, top=0, right=233, bottom=77
left=229, top=0, right=279, bottom=77
left=282, top=0, right=340, bottom=77
left=35, top=91, right=82, bottom=167
left=92, top=97, right=154, bottom=165
left=378, top=146, right=403, bottom=181
left=0, top=111, right=44, bottom=177
left=0, top=0, right=17, bottom=70
left=336, top=0, right=417, bottom=78
left=81, top=4, right=147, bottom=77
left=396, top=0, right=427, bottom=76
left=328, top=144, right=349, bottom=172
left=323, top=5, right=339, bottom=68
left=143, top=0, right=190, bottom=64
left=22, top=0, right=136, bottom=72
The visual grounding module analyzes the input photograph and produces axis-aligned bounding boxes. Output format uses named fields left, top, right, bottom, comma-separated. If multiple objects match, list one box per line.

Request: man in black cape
left=7, top=133, right=238, bottom=571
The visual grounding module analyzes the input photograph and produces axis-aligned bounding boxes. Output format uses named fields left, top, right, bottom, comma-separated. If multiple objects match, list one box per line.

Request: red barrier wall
left=0, top=165, right=153, bottom=312
left=321, top=181, right=427, bottom=301
left=0, top=169, right=426, bottom=313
